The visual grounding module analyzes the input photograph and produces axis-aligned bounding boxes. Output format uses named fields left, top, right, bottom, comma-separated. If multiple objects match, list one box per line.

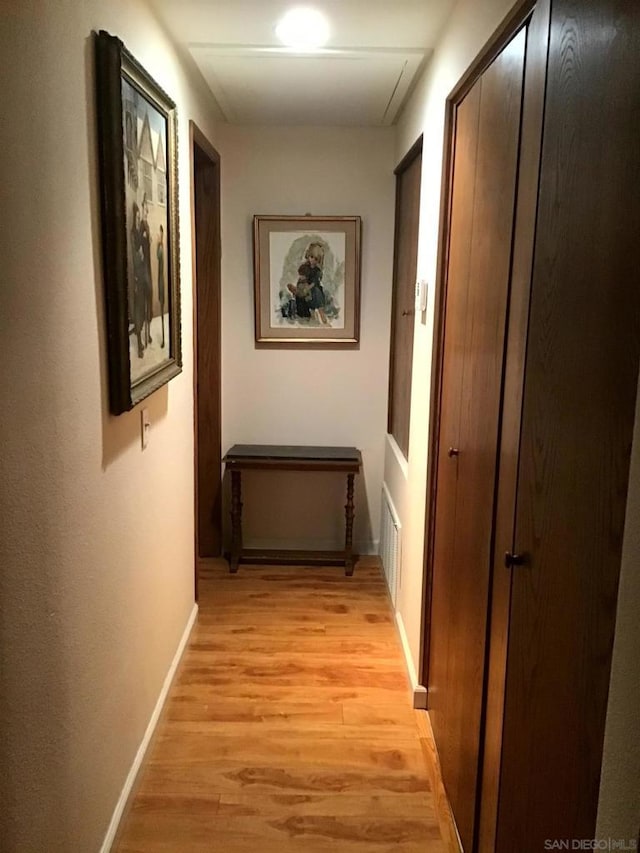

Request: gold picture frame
left=253, top=215, right=362, bottom=348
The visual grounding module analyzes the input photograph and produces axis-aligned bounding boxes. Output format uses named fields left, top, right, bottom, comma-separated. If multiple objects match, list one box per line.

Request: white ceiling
left=149, top=0, right=456, bottom=126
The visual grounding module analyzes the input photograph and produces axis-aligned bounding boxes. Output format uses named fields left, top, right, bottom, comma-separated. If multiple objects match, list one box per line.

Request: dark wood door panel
left=497, top=1, right=640, bottom=849
left=477, top=2, right=551, bottom=849
left=438, top=31, right=526, bottom=853
left=427, top=78, right=482, bottom=773
left=388, top=145, right=422, bottom=458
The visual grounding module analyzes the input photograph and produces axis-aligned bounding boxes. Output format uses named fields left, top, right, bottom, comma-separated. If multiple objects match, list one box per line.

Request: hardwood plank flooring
left=115, top=558, right=455, bottom=852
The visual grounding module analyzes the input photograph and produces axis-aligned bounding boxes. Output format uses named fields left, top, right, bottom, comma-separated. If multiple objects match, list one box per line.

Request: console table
left=223, top=445, right=362, bottom=575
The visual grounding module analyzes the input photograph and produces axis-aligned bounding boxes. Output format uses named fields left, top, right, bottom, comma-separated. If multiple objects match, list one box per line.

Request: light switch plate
left=415, top=279, right=428, bottom=312
left=141, top=408, right=150, bottom=449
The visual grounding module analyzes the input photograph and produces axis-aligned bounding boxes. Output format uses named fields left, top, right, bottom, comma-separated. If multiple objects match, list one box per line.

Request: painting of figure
left=269, top=231, right=346, bottom=330
left=122, top=77, right=170, bottom=384
left=96, top=30, right=181, bottom=414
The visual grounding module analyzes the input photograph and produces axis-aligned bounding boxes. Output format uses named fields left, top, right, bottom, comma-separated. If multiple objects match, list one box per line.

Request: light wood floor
left=115, top=558, right=458, bottom=852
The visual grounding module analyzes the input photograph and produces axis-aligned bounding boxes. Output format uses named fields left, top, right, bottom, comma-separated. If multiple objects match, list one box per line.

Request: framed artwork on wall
left=253, top=215, right=362, bottom=348
left=95, top=30, right=182, bottom=415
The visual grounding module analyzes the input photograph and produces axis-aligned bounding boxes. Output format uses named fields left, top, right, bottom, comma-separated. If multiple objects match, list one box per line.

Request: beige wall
left=0, top=1, right=220, bottom=850
left=217, top=124, right=395, bottom=553
left=385, top=0, right=518, bottom=683
left=597, top=374, right=640, bottom=843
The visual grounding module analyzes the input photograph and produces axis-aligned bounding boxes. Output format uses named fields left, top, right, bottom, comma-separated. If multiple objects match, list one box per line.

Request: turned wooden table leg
left=344, top=472, right=355, bottom=576
left=230, top=469, right=243, bottom=574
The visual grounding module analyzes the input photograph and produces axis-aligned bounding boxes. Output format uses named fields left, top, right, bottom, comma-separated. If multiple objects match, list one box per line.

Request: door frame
left=190, top=121, right=222, bottom=599
left=418, top=0, right=536, bottom=693
left=386, top=135, right=423, bottom=458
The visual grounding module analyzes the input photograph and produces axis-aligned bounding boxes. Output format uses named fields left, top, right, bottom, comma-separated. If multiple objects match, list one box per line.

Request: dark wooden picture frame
left=253, top=215, right=361, bottom=348
left=95, top=30, right=182, bottom=414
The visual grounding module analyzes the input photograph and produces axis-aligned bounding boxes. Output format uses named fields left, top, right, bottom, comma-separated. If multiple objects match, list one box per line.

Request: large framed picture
left=253, top=215, right=362, bottom=348
left=95, top=31, right=181, bottom=414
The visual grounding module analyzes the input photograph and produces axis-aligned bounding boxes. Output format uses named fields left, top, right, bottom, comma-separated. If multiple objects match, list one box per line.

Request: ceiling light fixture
left=275, top=6, right=330, bottom=50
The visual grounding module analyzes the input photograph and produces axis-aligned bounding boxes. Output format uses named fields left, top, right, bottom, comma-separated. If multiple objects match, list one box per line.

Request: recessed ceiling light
left=275, top=6, right=330, bottom=50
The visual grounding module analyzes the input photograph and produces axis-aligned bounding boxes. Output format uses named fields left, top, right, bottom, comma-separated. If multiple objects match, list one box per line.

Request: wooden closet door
left=495, top=1, right=640, bottom=849
left=428, top=29, right=526, bottom=853
left=477, top=2, right=551, bottom=848
left=426, top=74, right=480, bottom=840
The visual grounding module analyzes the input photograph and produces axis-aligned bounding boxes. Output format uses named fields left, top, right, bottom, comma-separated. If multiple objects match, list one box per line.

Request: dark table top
left=224, top=444, right=361, bottom=462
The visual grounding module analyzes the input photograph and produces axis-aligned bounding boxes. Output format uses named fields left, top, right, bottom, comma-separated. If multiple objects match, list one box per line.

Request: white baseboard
left=100, top=603, right=198, bottom=853
left=395, top=610, right=427, bottom=709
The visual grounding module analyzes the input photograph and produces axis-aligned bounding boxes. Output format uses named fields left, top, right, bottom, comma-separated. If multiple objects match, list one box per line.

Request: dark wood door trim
left=387, top=135, right=423, bottom=454
left=448, top=0, right=536, bottom=106
left=394, top=134, right=423, bottom=178
left=418, top=94, right=455, bottom=689
left=190, top=121, right=222, bottom=597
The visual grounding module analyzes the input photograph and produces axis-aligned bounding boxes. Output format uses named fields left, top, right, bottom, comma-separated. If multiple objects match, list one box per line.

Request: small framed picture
left=95, top=30, right=182, bottom=414
left=253, top=215, right=362, bottom=348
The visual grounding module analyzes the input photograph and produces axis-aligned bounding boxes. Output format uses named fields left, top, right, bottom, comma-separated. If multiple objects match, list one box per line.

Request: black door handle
left=448, top=447, right=459, bottom=458
left=504, top=551, right=527, bottom=568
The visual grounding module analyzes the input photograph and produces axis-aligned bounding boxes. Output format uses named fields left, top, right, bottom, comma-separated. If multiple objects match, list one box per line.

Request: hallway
left=115, top=560, right=454, bottom=851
